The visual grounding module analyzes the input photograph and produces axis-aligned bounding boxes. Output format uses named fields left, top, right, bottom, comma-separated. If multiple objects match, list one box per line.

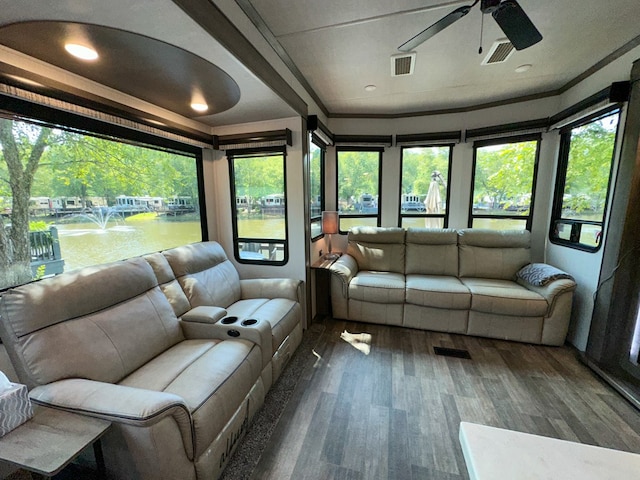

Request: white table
left=459, top=421, right=640, bottom=480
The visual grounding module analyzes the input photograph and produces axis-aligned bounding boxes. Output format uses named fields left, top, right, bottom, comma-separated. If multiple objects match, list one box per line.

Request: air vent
left=481, top=38, right=515, bottom=65
left=391, top=52, right=416, bottom=76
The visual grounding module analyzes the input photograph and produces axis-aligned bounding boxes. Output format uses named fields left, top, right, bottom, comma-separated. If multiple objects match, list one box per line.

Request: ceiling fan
left=398, top=0, right=542, bottom=52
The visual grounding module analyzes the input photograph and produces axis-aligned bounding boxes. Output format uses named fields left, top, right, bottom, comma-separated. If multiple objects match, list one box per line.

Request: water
left=56, top=219, right=201, bottom=271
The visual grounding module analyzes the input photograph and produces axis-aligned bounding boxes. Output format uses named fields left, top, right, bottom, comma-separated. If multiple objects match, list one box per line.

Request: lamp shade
left=321, top=211, right=339, bottom=235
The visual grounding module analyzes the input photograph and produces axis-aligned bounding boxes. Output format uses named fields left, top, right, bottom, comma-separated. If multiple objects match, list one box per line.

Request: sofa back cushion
left=0, top=258, right=184, bottom=389
left=143, top=252, right=192, bottom=317
left=405, top=228, right=458, bottom=276
left=347, top=227, right=406, bottom=274
left=163, top=241, right=241, bottom=308
left=458, top=229, right=531, bottom=280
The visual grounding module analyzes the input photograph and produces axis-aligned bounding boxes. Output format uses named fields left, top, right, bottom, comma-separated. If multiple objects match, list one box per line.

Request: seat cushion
left=405, top=275, right=470, bottom=309
left=226, top=298, right=301, bottom=354
left=119, top=338, right=263, bottom=459
left=349, top=271, right=405, bottom=303
left=461, top=278, right=548, bottom=317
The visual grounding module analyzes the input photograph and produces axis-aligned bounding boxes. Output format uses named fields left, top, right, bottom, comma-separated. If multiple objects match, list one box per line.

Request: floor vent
left=481, top=38, right=515, bottom=65
left=391, top=52, right=416, bottom=76
left=434, top=346, right=472, bottom=359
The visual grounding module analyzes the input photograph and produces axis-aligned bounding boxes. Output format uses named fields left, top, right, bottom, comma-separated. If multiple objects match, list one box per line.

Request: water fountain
left=75, top=207, right=123, bottom=230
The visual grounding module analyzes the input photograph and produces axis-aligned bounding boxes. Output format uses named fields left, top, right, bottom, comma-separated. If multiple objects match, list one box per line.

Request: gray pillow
left=517, top=263, right=573, bottom=286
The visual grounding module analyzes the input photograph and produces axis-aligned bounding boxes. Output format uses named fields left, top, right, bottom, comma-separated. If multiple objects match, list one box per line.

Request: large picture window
left=0, top=116, right=203, bottom=291
left=228, top=147, right=288, bottom=264
left=550, top=108, right=620, bottom=250
left=399, top=145, right=451, bottom=228
left=337, top=147, right=382, bottom=231
left=470, top=136, right=540, bottom=230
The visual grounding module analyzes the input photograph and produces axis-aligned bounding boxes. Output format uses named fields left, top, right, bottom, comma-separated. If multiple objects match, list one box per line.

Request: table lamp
left=321, top=211, right=339, bottom=260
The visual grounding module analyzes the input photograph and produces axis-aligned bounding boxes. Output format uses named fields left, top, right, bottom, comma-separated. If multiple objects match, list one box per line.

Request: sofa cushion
left=226, top=298, right=301, bottom=354
left=461, top=278, right=548, bottom=317
left=347, top=227, right=406, bottom=274
left=163, top=242, right=242, bottom=308
left=405, top=228, right=458, bottom=276
left=349, top=271, right=406, bottom=303
left=458, top=229, right=531, bottom=280
left=405, top=275, right=470, bottom=310
left=144, top=252, right=192, bottom=317
left=119, top=338, right=263, bottom=459
left=0, top=258, right=184, bottom=388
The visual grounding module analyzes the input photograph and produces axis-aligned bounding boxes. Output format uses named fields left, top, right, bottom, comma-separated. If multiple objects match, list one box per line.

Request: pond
left=56, top=218, right=201, bottom=271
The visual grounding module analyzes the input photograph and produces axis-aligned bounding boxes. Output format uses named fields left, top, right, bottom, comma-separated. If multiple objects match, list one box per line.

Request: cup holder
left=241, top=318, right=259, bottom=326
left=221, top=316, right=238, bottom=325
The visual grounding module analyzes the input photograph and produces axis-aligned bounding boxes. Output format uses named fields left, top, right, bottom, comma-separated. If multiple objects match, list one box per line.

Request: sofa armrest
left=240, top=278, right=302, bottom=303
left=329, top=254, right=359, bottom=287
left=29, top=378, right=194, bottom=456
left=517, top=277, right=577, bottom=304
left=181, top=306, right=228, bottom=324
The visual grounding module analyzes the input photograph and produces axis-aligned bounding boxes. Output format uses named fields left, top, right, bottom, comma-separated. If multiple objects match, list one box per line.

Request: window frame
left=309, top=133, right=326, bottom=242
left=468, top=133, right=541, bottom=231
left=336, top=146, right=383, bottom=233
left=549, top=106, right=621, bottom=252
left=0, top=95, right=207, bottom=291
left=227, top=145, right=289, bottom=265
left=398, top=143, right=453, bottom=228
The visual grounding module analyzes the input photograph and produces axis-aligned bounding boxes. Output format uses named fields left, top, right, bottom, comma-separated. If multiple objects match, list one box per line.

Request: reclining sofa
left=0, top=241, right=303, bottom=480
left=330, top=227, right=576, bottom=346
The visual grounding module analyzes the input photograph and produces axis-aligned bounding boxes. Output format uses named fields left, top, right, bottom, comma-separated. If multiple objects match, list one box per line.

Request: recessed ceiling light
left=364, top=85, right=377, bottom=92
left=515, top=64, right=532, bottom=73
left=64, top=43, right=99, bottom=61
left=190, top=102, right=208, bottom=112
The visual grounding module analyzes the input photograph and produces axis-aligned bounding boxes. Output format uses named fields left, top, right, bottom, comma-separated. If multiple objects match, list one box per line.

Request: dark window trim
left=398, top=144, right=454, bottom=228
left=466, top=119, right=548, bottom=142
left=396, top=131, right=462, bottom=145
left=310, top=136, right=326, bottom=242
left=227, top=145, right=289, bottom=265
left=336, top=146, right=383, bottom=233
left=549, top=107, right=622, bottom=252
left=469, top=134, right=541, bottom=230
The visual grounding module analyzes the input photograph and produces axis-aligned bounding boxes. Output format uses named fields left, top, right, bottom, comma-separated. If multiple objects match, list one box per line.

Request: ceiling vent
left=481, top=38, right=515, bottom=65
left=391, top=52, right=416, bottom=76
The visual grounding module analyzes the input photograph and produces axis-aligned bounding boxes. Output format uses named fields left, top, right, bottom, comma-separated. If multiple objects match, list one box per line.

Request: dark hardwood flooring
left=252, top=318, right=640, bottom=480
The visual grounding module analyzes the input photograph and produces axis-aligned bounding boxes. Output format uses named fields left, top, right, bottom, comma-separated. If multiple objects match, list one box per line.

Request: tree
left=0, top=119, right=52, bottom=287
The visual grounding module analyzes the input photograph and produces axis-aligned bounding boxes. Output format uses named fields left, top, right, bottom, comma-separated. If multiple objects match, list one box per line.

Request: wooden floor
left=252, top=318, right=640, bottom=480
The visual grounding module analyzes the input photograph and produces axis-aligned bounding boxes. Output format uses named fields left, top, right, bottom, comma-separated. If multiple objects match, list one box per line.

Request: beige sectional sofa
left=0, top=241, right=302, bottom=480
left=330, top=227, right=576, bottom=346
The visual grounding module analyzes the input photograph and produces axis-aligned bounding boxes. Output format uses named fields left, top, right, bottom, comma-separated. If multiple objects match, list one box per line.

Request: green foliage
left=474, top=141, right=537, bottom=211
left=337, top=150, right=380, bottom=205
left=233, top=154, right=284, bottom=199
left=29, top=220, right=49, bottom=231
left=562, top=114, right=618, bottom=215
left=34, top=263, right=47, bottom=280
left=401, top=147, right=450, bottom=196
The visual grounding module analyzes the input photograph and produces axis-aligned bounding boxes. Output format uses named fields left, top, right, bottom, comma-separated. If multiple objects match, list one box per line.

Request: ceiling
left=0, top=0, right=639, bottom=131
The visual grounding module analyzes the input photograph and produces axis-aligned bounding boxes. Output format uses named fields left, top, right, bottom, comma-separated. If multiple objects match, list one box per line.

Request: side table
left=311, top=254, right=340, bottom=319
left=0, top=405, right=111, bottom=479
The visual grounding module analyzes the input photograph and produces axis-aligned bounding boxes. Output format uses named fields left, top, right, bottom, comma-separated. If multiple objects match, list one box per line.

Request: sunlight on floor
left=340, top=330, right=372, bottom=355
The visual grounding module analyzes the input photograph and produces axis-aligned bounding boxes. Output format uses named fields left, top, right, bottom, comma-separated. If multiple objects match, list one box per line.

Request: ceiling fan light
left=64, top=43, right=98, bottom=60
left=515, top=64, right=532, bottom=73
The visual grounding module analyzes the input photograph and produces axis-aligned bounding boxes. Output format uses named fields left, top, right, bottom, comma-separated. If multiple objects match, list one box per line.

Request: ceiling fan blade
left=398, top=5, right=473, bottom=52
left=492, top=0, right=542, bottom=50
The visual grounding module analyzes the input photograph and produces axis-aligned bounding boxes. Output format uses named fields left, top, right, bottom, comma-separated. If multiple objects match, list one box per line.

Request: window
left=337, top=147, right=382, bottom=231
left=550, top=108, right=620, bottom=250
left=309, top=137, right=325, bottom=239
left=0, top=116, right=203, bottom=291
left=470, top=136, right=540, bottom=230
left=228, top=147, right=288, bottom=264
left=399, top=145, right=451, bottom=228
